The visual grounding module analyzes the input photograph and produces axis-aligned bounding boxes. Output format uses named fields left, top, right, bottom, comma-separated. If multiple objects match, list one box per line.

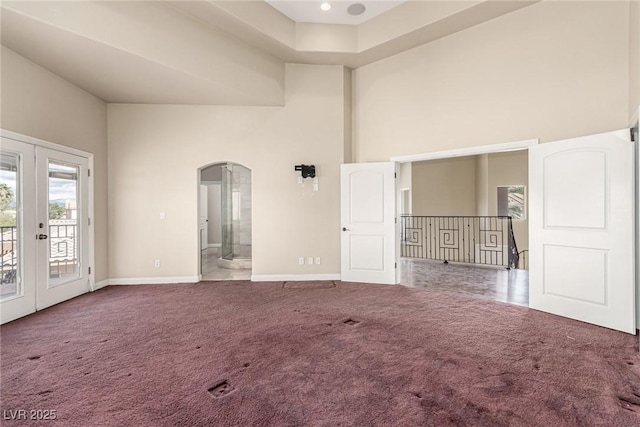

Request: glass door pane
left=0, top=153, right=19, bottom=299
left=0, top=137, right=36, bottom=324
left=47, top=161, right=80, bottom=287
left=221, top=165, right=233, bottom=260
left=36, top=146, right=88, bottom=311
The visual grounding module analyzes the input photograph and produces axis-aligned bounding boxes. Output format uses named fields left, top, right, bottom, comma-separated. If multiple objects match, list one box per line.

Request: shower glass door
left=221, top=165, right=233, bottom=260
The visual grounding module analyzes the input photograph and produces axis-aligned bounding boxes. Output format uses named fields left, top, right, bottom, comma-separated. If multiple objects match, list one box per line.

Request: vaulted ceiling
left=0, top=1, right=538, bottom=105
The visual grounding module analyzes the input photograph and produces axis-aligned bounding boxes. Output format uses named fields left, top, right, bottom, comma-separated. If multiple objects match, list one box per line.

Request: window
left=497, top=185, right=525, bottom=219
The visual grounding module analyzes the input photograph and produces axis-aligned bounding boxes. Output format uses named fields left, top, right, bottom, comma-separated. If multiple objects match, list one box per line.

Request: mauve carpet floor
left=1, top=281, right=640, bottom=426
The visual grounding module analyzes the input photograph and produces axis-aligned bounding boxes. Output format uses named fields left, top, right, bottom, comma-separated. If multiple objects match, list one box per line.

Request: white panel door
left=35, top=147, right=90, bottom=311
left=0, top=138, right=36, bottom=323
left=529, top=129, right=635, bottom=333
left=341, top=162, right=399, bottom=284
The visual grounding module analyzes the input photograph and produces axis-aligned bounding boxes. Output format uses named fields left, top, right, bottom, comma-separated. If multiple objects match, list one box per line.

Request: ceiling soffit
left=171, top=1, right=539, bottom=68
left=264, top=1, right=407, bottom=25
left=0, top=1, right=541, bottom=105
left=0, top=1, right=286, bottom=105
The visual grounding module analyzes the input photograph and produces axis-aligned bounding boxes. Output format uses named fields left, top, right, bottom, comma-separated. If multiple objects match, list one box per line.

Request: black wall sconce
left=294, top=164, right=316, bottom=178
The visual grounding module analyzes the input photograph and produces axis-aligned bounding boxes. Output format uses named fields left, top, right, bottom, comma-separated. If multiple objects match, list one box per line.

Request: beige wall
left=107, top=64, right=348, bottom=280
left=411, top=156, right=477, bottom=216
left=410, top=150, right=528, bottom=252
left=475, top=154, right=489, bottom=216
left=486, top=150, right=528, bottom=253
left=1, top=46, right=109, bottom=283
left=343, top=67, right=353, bottom=163
left=353, top=1, right=629, bottom=161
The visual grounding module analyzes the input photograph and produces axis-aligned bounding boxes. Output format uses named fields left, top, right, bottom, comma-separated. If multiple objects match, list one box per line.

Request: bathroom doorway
left=199, top=162, right=252, bottom=281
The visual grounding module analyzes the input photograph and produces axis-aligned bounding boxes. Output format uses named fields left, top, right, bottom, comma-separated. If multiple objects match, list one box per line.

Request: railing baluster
left=400, top=215, right=524, bottom=269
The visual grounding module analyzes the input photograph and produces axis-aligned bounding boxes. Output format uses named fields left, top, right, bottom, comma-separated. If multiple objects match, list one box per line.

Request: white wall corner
left=94, top=279, right=110, bottom=290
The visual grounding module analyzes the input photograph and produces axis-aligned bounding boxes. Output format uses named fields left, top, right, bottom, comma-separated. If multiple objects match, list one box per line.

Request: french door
left=1, top=136, right=91, bottom=324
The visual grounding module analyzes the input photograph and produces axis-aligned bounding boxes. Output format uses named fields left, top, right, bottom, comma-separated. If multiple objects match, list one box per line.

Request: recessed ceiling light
left=320, top=2, right=331, bottom=12
left=347, top=3, right=366, bottom=16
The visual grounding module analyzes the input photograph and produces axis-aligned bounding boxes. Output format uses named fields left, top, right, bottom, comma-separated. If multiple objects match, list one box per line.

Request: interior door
left=0, top=138, right=36, bottom=323
left=529, top=129, right=635, bottom=333
left=341, top=162, right=399, bottom=284
left=200, top=185, right=208, bottom=251
left=35, top=146, right=90, bottom=311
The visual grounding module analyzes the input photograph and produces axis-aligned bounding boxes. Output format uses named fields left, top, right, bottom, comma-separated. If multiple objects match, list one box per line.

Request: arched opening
left=199, top=162, right=252, bottom=281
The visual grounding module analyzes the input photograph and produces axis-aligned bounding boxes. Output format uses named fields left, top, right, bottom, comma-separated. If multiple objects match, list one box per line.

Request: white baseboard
left=100, top=274, right=340, bottom=286
left=109, top=276, right=200, bottom=285
left=208, top=243, right=221, bottom=249
left=94, top=279, right=110, bottom=290
left=251, top=274, right=341, bottom=282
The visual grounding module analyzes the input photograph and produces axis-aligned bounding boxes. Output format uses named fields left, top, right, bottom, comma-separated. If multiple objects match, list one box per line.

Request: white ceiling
left=265, top=0, right=406, bottom=25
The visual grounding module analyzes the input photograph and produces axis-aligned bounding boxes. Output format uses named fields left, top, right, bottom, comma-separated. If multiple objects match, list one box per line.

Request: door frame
left=389, top=138, right=539, bottom=282
left=0, top=129, right=96, bottom=292
left=631, top=106, right=640, bottom=333
left=390, top=139, right=539, bottom=164
left=197, top=162, right=253, bottom=281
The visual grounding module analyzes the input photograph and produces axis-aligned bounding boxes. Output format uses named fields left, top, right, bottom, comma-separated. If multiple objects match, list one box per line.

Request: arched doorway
left=199, top=162, right=252, bottom=281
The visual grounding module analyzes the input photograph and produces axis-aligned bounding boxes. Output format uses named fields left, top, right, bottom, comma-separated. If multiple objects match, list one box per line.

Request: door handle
left=342, top=227, right=349, bottom=231
left=37, top=234, right=48, bottom=240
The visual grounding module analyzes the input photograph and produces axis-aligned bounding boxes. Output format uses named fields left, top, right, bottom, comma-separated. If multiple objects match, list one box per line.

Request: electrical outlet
left=160, top=212, right=165, bottom=220
left=313, top=183, right=319, bottom=191
left=307, top=257, right=313, bottom=265
left=315, top=257, right=321, bottom=265
left=155, top=259, right=160, bottom=268
left=298, top=257, right=305, bottom=265
left=298, top=176, right=303, bottom=184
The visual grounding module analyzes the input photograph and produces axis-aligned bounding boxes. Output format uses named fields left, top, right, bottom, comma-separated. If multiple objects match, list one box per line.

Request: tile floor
left=199, top=248, right=528, bottom=306
left=400, top=258, right=529, bottom=306
left=201, top=248, right=251, bottom=281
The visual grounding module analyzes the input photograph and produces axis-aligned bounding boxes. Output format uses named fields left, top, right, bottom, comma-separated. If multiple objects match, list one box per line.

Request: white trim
left=1, top=129, right=93, bottom=158
left=208, top=243, right=221, bottom=249
left=95, top=279, right=110, bottom=290
left=1, top=130, right=96, bottom=291
left=632, top=108, right=639, bottom=331
left=88, top=155, right=95, bottom=293
left=109, top=276, right=200, bottom=285
left=390, top=139, right=539, bottom=163
left=1, top=129, right=96, bottom=318
left=251, top=274, right=341, bottom=282
left=201, top=181, right=222, bottom=186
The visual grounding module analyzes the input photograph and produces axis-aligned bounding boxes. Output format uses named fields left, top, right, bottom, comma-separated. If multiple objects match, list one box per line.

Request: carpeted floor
left=1, top=281, right=639, bottom=426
